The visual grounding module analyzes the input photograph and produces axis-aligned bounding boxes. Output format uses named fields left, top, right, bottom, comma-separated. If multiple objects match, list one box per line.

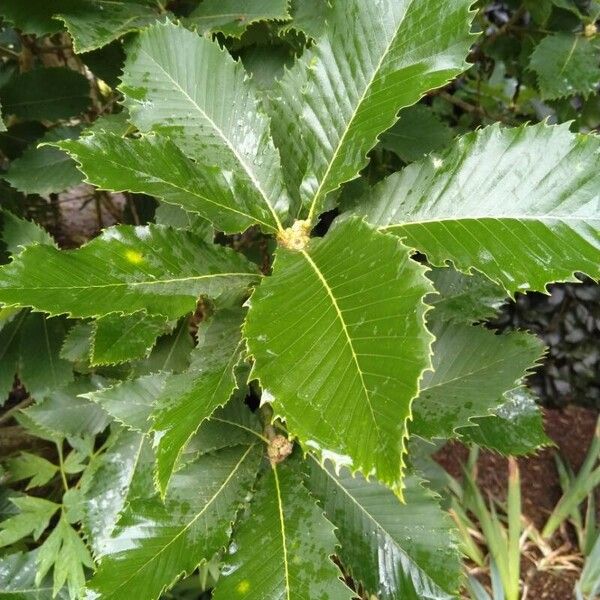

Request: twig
left=0, top=396, right=33, bottom=427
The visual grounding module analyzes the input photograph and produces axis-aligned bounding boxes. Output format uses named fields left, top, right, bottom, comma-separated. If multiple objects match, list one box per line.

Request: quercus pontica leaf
left=351, top=123, right=600, bottom=294
left=87, top=444, right=261, bottom=600
left=307, top=457, right=462, bottom=599
left=119, top=21, right=290, bottom=232
left=214, top=456, right=352, bottom=600
left=0, top=225, right=259, bottom=319
left=411, top=322, right=544, bottom=439
left=245, top=218, right=434, bottom=495
left=270, top=0, right=476, bottom=217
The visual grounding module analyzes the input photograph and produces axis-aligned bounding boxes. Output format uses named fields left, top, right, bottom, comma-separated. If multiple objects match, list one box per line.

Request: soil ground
left=436, top=406, right=599, bottom=599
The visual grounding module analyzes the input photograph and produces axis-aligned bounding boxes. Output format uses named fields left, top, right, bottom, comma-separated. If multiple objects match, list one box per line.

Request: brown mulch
left=435, top=405, right=598, bottom=600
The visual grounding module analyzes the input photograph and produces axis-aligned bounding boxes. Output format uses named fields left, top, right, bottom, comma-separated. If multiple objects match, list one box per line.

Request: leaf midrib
left=69, top=144, right=275, bottom=231
left=272, top=465, right=291, bottom=600
left=138, top=46, right=283, bottom=231
left=380, top=214, right=600, bottom=228
left=299, top=249, right=377, bottom=428
left=3, top=272, right=258, bottom=292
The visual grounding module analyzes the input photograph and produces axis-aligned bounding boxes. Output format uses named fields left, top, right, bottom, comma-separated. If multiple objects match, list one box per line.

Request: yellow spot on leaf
left=236, top=580, right=250, bottom=594
left=125, top=250, right=144, bottom=264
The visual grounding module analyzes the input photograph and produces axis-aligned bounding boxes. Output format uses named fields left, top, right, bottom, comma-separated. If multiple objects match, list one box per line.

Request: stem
left=56, top=442, right=69, bottom=492
left=0, top=396, right=33, bottom=426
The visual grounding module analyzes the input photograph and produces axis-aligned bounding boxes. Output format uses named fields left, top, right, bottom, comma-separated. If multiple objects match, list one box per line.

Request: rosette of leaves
left=0, top=1, right=599, bottom=598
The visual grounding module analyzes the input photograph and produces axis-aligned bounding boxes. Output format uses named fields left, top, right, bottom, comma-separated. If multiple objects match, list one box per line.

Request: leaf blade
left=307, top=458, right=462, bottom=599
left=120, top=22, right=290, bottom=230
left=0, top=225, right=258, bottom=319
left=87, top=444, right=261, bottom=600
left=352, top=123, right=600, bottom=293
left=151, top=309, right=246, bottom=495
left=270, top=0, right=475, bottom=218
left=245, top=218, right=433, bottom=494
left=214, top=457, right=352, bottom=600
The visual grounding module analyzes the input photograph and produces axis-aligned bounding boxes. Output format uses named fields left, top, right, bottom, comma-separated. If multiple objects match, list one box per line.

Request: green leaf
left=529, top=34, right=600, bottom=100
left=23, top=378, right=111, bottom=439
left=411, top=323, right=543, bottom=440
left=246, top=219, right=433, bottom=495
left=91, top=312, right=167, bottom=365
left=1, top=210, right=56, bottom=254
left=187, top=0, right=290, bottom=37
left=307, top=457, right=461, bottom=599
left=214, top=456, right=351, bottom=600
left=60, top=322, right=93, bottom=363
left=56, top=1, right=162, bottom=53
left=154, top=203, right=213, bottom=240
left=0, top=225, right=259, bottom=319
left=0, top=496, right=60, bottom=547
left=189, top=395, right=263, bottom=456
left=81, top=430, right=149, bottom=557
left=87, top=444, right=262, bottom=600
left=0, top=551, right=71, bottom=599
left=120, top=22, right=290, bottom=232
left=0, top=101, right=5, bottom=133
left=132, top=317, right=195, bottom=375
left=0, top=68, right=91, bottom=121
left=0, top=310, right=73, bottom=401
left=458, top=388, right=552, bottom=455
left=270, top=0, right=475, bottom=218
left=380, top=104, right=454, bottom=163
left=426, top=267, right=507, bottom=325
left=83, top=373, right=167, bottom=432
left=151, top=309, right=245, bottom=495
left=36, top=515, right=94, bottom=600
left=4, top=126, right=83, bottom=196
left=0, top=0, right=65, bottom=36
left=58, top=133, right=278, bottom=234
left=4, top=452, right=58, bottom=490
left=351, top=123, right=600, bottom=293
left=283, top=0, right=332, bottom=39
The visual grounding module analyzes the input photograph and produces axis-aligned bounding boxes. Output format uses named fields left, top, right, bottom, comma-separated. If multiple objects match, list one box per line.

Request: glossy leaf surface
left=0, top=225, right=258, bottom=319
left=411, top=323, right=543, bottom=439
left=214, top=457, right=351, bottom=600
left=59, top=133, right=276, bottom=234
left=307, top=457, right=461, bottom=599
left=458, top=388, right=552, bottom=455
left=0, top=551, right=70, bottom=599
left=81, top=430, right=149, bottom=557
left=246, top=218, right=433, bottom=494
left=426, top=267, right=507, bottom=325
left=352, top=123, right=600, bottom=293
left=120, top=22, right=290, bottom=231
left=87, top=444, right=261, bottom=600
left=151, top=309, right=245, bottom=495
left=270, top=0, right=474, bottom=218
